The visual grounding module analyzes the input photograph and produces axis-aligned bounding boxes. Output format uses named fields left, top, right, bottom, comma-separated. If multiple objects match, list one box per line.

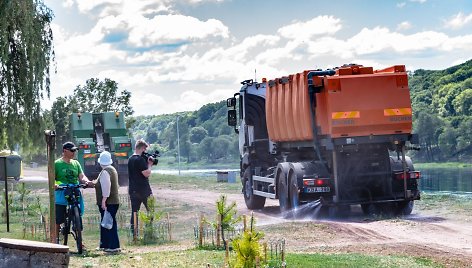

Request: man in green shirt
left=55, top=141, right=93, bottom=243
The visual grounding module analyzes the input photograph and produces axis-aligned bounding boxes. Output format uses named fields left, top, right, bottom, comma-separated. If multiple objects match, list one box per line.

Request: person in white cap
left=94, top=151, right=120, bottom=253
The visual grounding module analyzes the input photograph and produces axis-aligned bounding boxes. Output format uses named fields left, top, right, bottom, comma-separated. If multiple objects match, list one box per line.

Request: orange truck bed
left=266, top=65, right=412, bottom=141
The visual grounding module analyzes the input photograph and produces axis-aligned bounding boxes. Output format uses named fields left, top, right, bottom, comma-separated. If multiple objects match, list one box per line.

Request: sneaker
left=95, top=247, right=105, bottom=251
left=104, top=248, right=121, bottom=253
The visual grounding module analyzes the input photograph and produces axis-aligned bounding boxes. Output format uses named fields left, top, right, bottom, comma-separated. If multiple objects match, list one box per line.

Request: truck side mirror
left=228, top=110, right=237, bottom=127
left=227, top=97, right=236, bottom=107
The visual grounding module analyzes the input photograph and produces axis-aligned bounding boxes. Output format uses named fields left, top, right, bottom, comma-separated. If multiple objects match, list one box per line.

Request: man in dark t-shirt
left=128, top=139, right=154, bottom=234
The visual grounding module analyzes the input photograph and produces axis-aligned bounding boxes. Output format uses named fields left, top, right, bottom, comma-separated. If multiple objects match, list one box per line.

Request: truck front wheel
left=242, top=169, right=266, bottom=210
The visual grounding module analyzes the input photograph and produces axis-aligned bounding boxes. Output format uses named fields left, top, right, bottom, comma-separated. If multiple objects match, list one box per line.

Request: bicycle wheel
left=72, top=206, right=83, bottom=254
left=62, top=214, right=71, bottom=246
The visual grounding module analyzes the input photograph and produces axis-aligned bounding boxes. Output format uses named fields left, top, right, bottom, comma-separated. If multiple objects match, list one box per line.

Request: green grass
left=416, top=192, right=472, bottom=216
left=415, top=162, right=472, bottom=169
left=71, top=249, right=225, bottom=267
left=285, top=253, right=442, bottom=268
left=68, top=250, right=443, bottom=268
left=149, top=173, right=242, bottom=193
left=155, top=156, right=238, bottom=170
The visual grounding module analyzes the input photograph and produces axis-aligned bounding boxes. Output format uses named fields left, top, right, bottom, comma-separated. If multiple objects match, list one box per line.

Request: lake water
left=155, top=166, right=472, bottom=194
left=419, top=167, right=472, bottom=194
left=154, top=168, right=239, bottom=177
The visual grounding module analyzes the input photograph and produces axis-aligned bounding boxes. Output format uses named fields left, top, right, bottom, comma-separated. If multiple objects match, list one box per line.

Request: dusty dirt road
left=156, top=187, right=472, bottom=267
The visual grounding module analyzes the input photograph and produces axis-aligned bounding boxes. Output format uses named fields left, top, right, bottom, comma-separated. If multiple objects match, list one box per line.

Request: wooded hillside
left=409, top=59, right=472, bottom=162
left=130, top=101, right=239, bottom=165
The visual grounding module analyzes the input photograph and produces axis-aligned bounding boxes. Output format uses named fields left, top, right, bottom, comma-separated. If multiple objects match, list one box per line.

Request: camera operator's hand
left=148, top=158, right=155, bottom=166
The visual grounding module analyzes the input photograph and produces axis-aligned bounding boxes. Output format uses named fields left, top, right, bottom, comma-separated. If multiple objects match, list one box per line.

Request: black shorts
left=56, top=204, right=67, bottom=224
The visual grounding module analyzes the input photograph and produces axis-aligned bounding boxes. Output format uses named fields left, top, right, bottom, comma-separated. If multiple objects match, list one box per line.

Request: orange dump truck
left=227, top=64, right=420, bottom=216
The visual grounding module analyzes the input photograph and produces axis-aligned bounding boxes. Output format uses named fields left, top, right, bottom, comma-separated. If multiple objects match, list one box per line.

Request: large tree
left=68, top=78, right=133, bottom=116
left=0, top=0, right=54, bottom=149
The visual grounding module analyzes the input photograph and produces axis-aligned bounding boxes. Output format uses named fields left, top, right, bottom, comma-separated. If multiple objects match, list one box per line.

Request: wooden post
left=199, top=213, right=204, bottom=247
left=167, top=212, right=172, bottom=241
left=255, top=256, right=260, bottom=268
left=44, top=215, right=49, bottom=240
left=216, top=214, right=221, bottom=247
left=264, top=242, right=267, bottom=263
left=243, top=214, right=247, bottom=232
left=281, top=241, right=285, bottom=262
left=1, top=158, right=10, bottom=233
left=139, top=216, right=143, bottom=239
left=44, top=130, right=57, bottom=243
left=224, top=239, right=229, bottom=266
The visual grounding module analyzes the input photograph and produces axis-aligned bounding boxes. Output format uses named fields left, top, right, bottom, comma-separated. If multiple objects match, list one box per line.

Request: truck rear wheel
left=242, top=169, right=265, bottom=210
left=288, top=173, right=300, bottom=209
left=361, top=203, right=381, bottom=216
left=396, top=200, right=414, bottom=215
left=277, top=169, right=291, bottom=212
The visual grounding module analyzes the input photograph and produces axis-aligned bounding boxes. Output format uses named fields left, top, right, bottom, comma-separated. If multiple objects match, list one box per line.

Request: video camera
left=142, top=150, right=160, bottom=165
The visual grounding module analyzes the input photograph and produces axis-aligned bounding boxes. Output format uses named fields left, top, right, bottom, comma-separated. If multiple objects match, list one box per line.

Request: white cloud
left=126, top=15, right=229, bottom=47
left=397, top=2, right=406, bottom=8
left=75, top=0, right=122, bottom=13
left=397, top=21, right=412, bottom=31
left=278, top=15, right=342, bottom=40
left=187, top=0, right=225, bottom=3
left=444, top=12, right=472, bottom=30
left=179, top=89, right=233, bottom=110
left=89, top=11, right=229, bottom=48
left=347, top=27, right=457, bottom=54
left=451, top=58, right=468, bottom=66
left=130, top=89, right=235, bottom=115
left=409, top=0, right=426, bottom=3
left=62, top=0, right=74, bottom=8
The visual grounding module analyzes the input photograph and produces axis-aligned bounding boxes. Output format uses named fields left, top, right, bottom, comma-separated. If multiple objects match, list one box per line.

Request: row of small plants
left=196, top=195, right=286, bottom=268
left=1, top=183, right=172, bottom=246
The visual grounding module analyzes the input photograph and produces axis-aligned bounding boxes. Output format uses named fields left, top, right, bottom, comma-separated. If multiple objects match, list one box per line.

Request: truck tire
left=288, top=172, right=300, bottom=209
left=242, top=169, right=265, bottom=210
left=361, top=203, right=381, bottom=216
left=396, top=200, right=414, bottom=215
left=277, top=168, right=291, bottom=212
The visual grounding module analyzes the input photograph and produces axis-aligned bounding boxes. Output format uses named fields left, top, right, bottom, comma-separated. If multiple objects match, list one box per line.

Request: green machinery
left=69, top=112, right=132, bottom=186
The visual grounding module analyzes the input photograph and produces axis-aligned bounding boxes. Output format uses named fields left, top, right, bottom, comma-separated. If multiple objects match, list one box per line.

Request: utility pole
left=44, top=130, right=57, bottom=243
left=176, top=116, right=181, bottom=176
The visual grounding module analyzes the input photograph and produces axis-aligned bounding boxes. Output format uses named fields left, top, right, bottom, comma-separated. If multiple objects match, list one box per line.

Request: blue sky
left=43, top=0, right=472, bottom=115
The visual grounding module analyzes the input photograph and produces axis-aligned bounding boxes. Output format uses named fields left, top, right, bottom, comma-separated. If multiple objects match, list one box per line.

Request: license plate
left=84, top=150, right=91, bottom=153
left=305, top=187, right=330, bottom=193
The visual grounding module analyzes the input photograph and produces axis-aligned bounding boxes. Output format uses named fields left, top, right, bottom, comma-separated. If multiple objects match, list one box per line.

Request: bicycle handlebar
left=56, top=184, right=88, bottom=190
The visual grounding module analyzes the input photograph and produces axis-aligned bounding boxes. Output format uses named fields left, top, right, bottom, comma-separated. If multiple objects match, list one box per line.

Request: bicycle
left=56, top=184, right=87, bottom=254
